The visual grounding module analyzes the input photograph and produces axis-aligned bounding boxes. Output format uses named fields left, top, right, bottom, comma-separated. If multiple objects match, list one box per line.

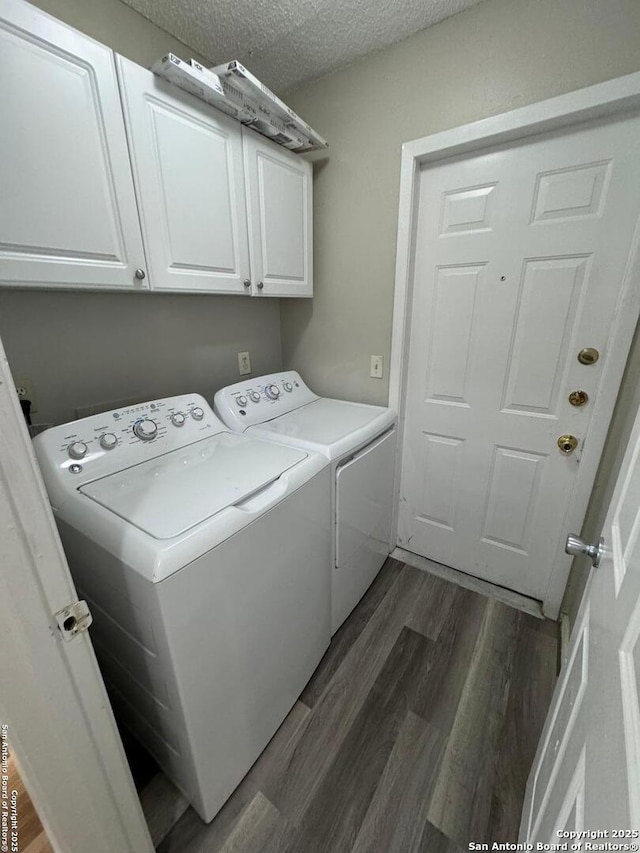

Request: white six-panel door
left=0, top=0, right=147, bottom=289
left=243, top=128, right=313, bottom=297
left=398, top=113, right=640, bottom=606
left=521, top=390, right=640, bottom=842
left=117, top=56, right=251, bottom=294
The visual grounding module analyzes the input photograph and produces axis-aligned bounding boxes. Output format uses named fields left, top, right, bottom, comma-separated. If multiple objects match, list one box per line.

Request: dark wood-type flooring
left=7, top=750, right=54, bottom=853
left=158, top=558, right=558, bottom=852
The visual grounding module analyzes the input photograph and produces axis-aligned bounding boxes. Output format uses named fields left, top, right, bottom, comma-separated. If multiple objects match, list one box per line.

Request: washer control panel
left=33, top=394, right=225, bottom=505
left=214, top=371, right=319, bottom=432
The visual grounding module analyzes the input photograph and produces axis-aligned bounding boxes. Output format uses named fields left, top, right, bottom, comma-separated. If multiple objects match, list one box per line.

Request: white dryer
left=33, top=394, right=331, bottom=823
left=214, top=372, right=397, bottom=633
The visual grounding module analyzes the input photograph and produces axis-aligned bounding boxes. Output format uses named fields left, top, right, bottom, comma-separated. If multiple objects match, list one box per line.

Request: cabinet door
left=117, top=57, right=250, bottom=294
left=243, top=129, right=312, bottom=297
left=0, top=0, right=147, bottom=289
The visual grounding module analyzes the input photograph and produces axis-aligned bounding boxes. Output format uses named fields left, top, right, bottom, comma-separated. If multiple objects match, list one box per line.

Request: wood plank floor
left=158, top=558, right=558, bottom=852
left=7, top=750, right=54, bottom=853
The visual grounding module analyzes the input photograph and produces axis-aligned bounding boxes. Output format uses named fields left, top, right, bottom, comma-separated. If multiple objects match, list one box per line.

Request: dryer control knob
left=249, top=391, right=261, bottom=403
left=171, top=412, right=186, bottom=427
left=99, top=433, right=118, bottom=450
left=283, top=382, right=293, bottom=392
left=191, top=407, right=205, bottom=421
left=68, top=441, right=88, bottom=460
left=236, top=395, right=248, bottom=407
left=265, top=384, right=280, bottom=400
left=134, top=419, right=158, bottom=441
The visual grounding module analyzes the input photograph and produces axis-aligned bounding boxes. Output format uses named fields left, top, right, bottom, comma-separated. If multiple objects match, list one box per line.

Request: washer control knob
left=265, top=384, right=280, bottom=400
left=133, top=419, right=158, bottom=441
left=283, top=381, right=293, bottom=392
left=99, top=433, right=118, bottom=451
left=236, top=395, right=248, bottom=407
left=249, top=391, right=261, bottom=403
left=191, top=407, right=205, bottom=421
left=171, top=412, right=186, bottom=427
left=68, top=441, right=88, bottom=460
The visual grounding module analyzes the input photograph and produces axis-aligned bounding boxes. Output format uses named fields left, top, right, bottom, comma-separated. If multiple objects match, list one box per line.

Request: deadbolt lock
left=578, top=347, right=599, bottom=365
left=568, top=390, right=589, bottom=407
left=558, top=434, right=579, bottom=454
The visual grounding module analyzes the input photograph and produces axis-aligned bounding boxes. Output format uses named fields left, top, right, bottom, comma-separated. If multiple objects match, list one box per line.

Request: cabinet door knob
left=243, top=279, right=251, bottom=288
left=257, top=281, right=264, bottom=290
left=134, top=268, right=146, bottom=280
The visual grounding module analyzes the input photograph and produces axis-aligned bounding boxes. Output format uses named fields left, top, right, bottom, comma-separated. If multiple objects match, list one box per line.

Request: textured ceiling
left=121, top=0, right=486, bottom=92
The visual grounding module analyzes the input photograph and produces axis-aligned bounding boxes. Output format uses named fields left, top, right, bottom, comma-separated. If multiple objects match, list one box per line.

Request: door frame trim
left=389, top=70, right=640, bottom=618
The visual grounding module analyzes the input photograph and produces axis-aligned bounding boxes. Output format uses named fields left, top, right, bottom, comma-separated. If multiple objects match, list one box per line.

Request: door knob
left=565, top=534, right=604, bottom=568
left=557, top=434, right=579, bottom=454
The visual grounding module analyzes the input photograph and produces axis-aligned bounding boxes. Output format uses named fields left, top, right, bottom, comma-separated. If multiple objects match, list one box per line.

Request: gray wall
left=1, top=0, right=282, bottom=426
left=281, top=0, right=640, bottom=624
left=0, top=291, right=282, bottom=425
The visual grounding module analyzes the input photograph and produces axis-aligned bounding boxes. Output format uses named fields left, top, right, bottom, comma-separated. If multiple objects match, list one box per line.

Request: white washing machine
left=33, top=394, right=331, bottom=823
left=214, top=372, right=397, bottom=634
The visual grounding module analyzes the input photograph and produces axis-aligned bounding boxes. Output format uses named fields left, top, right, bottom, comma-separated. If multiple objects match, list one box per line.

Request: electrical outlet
left=370, top=355, right=383, bottom=379
left=15, top=378, right=37, bottom=413
left=238, top=351, right=251, bottom=376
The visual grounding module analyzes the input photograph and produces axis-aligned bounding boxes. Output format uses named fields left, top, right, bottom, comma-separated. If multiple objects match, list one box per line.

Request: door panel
left=481, top=446, right=545, bottom=553
left=243, top=128, right=313, bottom=297
left=117, top=56, right=250, bottom=294
left=426, top=265, right=482, bottom=404
left=0, top=1, right=146, bottom=288
left=399, top=114, right=640, bottom=607
left=522, top=396, right=640, bottom=840
left=502, top=257, right=588, bottom=416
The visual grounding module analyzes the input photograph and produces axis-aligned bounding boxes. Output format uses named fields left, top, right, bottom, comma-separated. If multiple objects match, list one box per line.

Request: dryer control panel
left=33, top=394, right=225, bottom=507
left=214, top=371, right=319, bottom=432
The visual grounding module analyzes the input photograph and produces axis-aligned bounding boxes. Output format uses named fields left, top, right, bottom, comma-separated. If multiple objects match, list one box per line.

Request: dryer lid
left=79, top=433, right=307, bottom=539
left=255, top=398, right=391, bottom=445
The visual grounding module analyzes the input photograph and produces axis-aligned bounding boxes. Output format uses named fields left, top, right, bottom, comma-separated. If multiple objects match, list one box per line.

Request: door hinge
left=54, top=600, right=92, bottom=642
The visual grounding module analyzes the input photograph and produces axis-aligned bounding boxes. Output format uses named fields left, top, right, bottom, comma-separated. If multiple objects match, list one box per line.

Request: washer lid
left=254, top=399, right=394, bottom=447
left=79, top=433, right=307, bottom=539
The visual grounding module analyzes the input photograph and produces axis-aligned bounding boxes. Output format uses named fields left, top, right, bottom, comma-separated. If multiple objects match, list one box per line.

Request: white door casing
left=396, top=109, right=640, bottom=615
left=243, top=127, right=313, bottom=297
left=0, top=0, right=147, bottom=290
left=117, top=56, right=251, bottom=294
left=0, top=334, right=153, bottom=852
left=521, top=388, right=640, bottom=841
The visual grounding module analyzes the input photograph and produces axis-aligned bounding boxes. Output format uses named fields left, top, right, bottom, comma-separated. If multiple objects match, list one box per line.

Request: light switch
left=370, top=355, right=383, bottom=379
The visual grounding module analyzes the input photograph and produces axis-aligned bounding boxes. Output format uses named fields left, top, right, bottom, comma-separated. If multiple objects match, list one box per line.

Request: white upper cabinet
left=243, top=129, right=313, bottom=297
left=0, top=0, right=147, bottom=289
left=0, top=0, right=314, bottom=297
left=116, top=57, right=251, bottom=295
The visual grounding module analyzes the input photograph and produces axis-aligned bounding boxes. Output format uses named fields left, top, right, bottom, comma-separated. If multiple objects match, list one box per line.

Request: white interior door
left=243, top=128, right=313, bottom=297
left=117, top=56, right=250, bottom=294
left=521, top=390, right=640, bottom=842
left=398, top=112, right=640, bottom=613
left=0, top=0, right=146, bottom=289
left=0, top=335, right=153, bottom=852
